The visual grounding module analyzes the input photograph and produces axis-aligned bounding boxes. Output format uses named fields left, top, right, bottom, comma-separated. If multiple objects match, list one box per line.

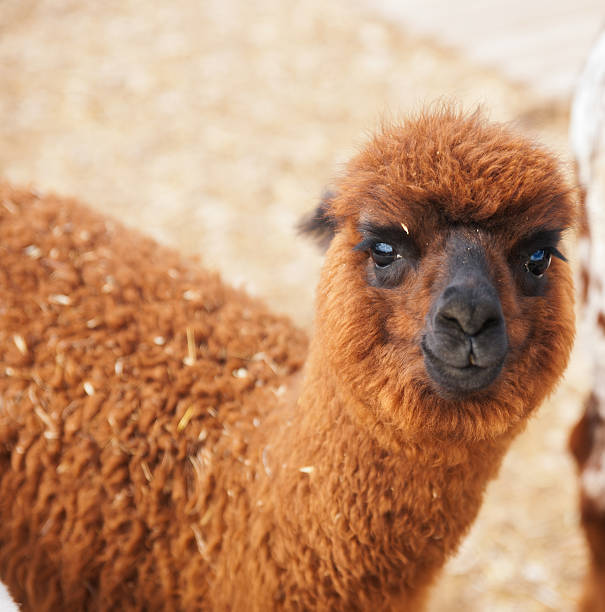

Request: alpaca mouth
left=421, top=338, right=505, bottom=396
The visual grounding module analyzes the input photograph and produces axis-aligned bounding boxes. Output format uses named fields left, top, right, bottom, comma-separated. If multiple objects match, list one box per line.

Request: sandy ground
left=0, top=1, right=591, bottom=609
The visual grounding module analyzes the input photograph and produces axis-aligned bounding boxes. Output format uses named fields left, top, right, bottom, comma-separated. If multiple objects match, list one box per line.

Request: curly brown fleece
left=0, top=108, right=576, bottom=611
left=0, top=186, right=307, bottom=610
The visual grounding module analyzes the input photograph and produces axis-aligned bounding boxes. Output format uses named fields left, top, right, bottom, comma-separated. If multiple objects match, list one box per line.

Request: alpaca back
left=0, top=185, right=306, bottom=609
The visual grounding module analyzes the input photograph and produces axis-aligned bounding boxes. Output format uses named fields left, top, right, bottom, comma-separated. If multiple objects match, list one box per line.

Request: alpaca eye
left=525, top=249, right=552, bottom=278
left=371, top=242, right=399, bottom=267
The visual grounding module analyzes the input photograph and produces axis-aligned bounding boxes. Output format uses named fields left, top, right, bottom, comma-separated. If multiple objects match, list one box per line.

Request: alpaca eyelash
left=549, top=247, right=567, bottom=262
left=353, top=238, right=404, bottom=268
left=522, top=246, right=566, bottom=276
left=353, top=225, right=416, bottom=255
left=353, top=237, right=387, bottom=253
left=524, top=246, right=567, bottom=264
left=517, top=229, right=566, bottom=262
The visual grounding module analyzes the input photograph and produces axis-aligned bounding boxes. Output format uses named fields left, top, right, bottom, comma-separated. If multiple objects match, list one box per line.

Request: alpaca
left=570, top=400, right=605, bottom=612
left=569, top=28, right=605, bottom=612
left=0, top=108, right=575, bottom=611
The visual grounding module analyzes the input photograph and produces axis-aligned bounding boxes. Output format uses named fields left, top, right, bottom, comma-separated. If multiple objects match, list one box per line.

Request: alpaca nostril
left=437, top=307, right=502, bottom=338
left=426, top=280, right=508, bottom=373
left=423, top=280, right=509, bottom=392
left=476, top=316, right=500, bottom=334
left=435, top=285, right=504, bottom=338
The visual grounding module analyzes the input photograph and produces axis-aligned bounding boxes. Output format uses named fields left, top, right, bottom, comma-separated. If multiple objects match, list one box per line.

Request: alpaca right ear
left=297, top=190, right=337, bottom=250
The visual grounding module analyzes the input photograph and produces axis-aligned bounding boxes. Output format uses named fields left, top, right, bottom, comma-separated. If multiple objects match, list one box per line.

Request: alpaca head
left=303, top=109, right=576, bottom=442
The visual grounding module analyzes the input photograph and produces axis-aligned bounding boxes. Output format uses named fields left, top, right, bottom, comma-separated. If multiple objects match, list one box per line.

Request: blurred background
left=1, top=0, right=603, bottom=609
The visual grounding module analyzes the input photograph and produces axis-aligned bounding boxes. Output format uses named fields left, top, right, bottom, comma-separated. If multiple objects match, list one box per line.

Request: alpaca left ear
left=569, top=394, right=599, bottom=466
left=298, top=190, right=337, bottom=250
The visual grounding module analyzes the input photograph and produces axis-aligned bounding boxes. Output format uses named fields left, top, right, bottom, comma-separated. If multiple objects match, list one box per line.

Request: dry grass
left=0, top=1, right=589, bottom=609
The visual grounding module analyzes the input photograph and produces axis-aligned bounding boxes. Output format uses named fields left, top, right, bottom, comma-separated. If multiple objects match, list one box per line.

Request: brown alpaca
left=0, top=108, right=575, bottom=611
left=569, top=28, right=605, bottom=612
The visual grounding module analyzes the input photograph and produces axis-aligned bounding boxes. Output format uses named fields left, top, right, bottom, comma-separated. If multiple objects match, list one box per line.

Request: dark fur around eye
left=354, top=223, right=419, bottom=256
left=369, top=258, right=409, bottom=288
left=353, top=223, right=420, bottom=288
left=354, top=239, right=412, bottom=288
left=515, top=229, right=566, bottom=261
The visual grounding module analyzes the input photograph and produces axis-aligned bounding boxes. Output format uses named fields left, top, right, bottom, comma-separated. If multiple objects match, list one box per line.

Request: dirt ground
left=0, top=1, right=591, bottom=609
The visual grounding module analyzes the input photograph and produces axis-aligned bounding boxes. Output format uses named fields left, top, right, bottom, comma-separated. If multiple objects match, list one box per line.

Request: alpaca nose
left=421, top=233, right=509, bottom=395
left=431, top=281, right=507, bottom=369
left=436, top=283, right=503, bottom=338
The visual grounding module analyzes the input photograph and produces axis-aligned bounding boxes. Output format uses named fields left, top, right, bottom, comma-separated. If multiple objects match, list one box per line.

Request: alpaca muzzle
left=421, top=234, right=508, bottom=395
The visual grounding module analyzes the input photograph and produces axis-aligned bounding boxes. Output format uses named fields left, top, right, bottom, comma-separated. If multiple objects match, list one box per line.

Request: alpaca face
left=351, top=222, right=567, bottom=398
left=304, top=111, right=576, bottom=439
left=352, top=220, right=510, bottom=395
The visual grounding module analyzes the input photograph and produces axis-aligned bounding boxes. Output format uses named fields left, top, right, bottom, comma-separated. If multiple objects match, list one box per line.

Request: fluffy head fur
left=306, top=109, right=575, bottom=444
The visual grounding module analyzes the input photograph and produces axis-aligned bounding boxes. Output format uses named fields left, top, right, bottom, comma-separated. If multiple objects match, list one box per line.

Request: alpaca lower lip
left=421, top=339, right=504, bottom=395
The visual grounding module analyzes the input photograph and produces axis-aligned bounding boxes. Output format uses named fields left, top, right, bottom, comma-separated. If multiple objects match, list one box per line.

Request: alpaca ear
left=298, top=190, right=337, bottom=250
left=569, top=413, right=591, bottom=466
left=569, top=394, right=599, bottom=466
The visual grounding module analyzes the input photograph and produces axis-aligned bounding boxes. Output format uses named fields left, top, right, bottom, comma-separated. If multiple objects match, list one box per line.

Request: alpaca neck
left=257, top=347, right=513, bottom=607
